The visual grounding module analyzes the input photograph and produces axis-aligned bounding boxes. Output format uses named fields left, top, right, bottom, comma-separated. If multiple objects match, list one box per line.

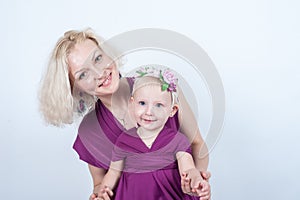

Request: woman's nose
left=93, top=62, right=111, bottom=80
left=92, top=67, right=106, bottom=80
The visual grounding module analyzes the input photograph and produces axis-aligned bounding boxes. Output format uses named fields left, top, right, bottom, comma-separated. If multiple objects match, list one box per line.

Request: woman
left=39, top=28, right=211, bottom=200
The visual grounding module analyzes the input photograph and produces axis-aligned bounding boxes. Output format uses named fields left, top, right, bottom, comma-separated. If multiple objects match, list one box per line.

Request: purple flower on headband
left=167, top=82, right=177, bottom=92
left=163, top=70, right=177, bottom=84
left=159, top=69, right=177, bottom=92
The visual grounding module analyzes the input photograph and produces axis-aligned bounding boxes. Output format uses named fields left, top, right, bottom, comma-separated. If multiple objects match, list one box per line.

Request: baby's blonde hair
left=132, top=76, right=178, bottom=106
left=39, top=28, right=119, bottom=126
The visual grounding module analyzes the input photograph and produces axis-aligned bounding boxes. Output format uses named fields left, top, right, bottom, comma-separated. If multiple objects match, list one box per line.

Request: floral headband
left=135, top=66, right=178, bottom=92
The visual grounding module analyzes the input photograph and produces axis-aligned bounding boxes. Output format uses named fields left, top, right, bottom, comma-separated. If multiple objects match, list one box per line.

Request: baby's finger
left=101, top=192, right=111, bottom=200
left=104, top=186, right=114, bottom=197
left=181, top=176, right=191, bottom=193
left=191, top=177, right=202, bottom=189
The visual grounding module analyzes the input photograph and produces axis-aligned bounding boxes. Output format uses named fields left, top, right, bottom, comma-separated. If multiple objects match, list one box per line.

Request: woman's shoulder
left=77, top=109, right=98, bottom=134
left=163, top=126, right=189, bottom=144
left=120, top=76, right=135, bottom=89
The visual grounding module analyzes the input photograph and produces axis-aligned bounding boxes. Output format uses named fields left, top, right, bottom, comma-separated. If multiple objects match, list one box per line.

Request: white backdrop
left=1, top=0, right=299, bottom=199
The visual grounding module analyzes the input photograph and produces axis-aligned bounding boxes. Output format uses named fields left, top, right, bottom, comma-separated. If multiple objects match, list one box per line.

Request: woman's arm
left=88, top=164, right=107, bottom=199
left=100, top=160, right=123, bottom=190
left=95, top=160, right=124, bottom=200
left=177, top=87, right=209, bottom=171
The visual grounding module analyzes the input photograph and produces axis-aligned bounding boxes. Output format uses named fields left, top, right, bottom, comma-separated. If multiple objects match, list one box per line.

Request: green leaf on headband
left=136, top=70, right=147, bottom=77
left=162, top=83, right=169, bottom=91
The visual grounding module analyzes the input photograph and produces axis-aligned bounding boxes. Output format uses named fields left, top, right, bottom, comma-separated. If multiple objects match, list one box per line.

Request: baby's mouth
left=142, top=118, right=156, bottom=123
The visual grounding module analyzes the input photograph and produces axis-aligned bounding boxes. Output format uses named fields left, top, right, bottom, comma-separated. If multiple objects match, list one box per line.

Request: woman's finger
left=201, top=171, right=211, bottom=181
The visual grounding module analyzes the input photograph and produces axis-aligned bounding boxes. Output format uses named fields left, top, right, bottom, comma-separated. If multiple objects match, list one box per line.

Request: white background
left=1, top=0, right=299, bottom=199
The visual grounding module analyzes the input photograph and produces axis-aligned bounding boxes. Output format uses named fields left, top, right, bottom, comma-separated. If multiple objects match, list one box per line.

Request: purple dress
left=112, top=127, right=198, bottom=200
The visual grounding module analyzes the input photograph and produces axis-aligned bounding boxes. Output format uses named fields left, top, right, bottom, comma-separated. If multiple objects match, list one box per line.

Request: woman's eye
left=79, top=71, right=88, bottom=80
left=95, top=55, right=102, bottom=63
left=138, top=101, right=146, bottom=106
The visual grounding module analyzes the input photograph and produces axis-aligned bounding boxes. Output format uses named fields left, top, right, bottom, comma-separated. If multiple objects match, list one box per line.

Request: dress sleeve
left=73, top=135, right=107, bottom=168
left=111, top=133, right=128, bottom=162
left=174, top=132, right=192, bottom=154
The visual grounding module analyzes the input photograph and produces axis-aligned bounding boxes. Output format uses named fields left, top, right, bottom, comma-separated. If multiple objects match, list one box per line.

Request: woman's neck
left=98, top=94, right=113, bottom=109
left=98, top=78, right=136, bottom=129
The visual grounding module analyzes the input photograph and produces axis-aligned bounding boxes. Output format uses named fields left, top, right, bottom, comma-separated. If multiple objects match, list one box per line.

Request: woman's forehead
left=68, top=40, right=101, bottom=69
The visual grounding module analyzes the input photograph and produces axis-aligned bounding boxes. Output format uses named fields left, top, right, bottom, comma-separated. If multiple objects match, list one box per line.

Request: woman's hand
left=90, top=184, right=114, bottom=200
left=94, top=186, right=114, bottom=200
left=89, top=183, right=101, bottom=200
left=89, top=192, right=97, bottom=200
left=200, top=171, right=211, bottom=182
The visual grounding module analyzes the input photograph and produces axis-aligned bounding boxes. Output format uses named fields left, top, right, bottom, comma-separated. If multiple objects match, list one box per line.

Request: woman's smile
left=98, top=72, right=112, bottom=88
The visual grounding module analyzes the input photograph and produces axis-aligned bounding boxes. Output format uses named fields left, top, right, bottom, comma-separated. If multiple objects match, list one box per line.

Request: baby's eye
left=156, top=103, right=163, bottom=108
left=138, top=101, right=146, bottom=106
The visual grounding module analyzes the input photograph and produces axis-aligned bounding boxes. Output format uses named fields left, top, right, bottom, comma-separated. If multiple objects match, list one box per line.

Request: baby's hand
left=185, top=168, right=203, bottom=189
left=181, top=169, right=202, bottom=196
left=181, top=172, right=193, bottom=195
left=95, top=186, right=114, bottom=200
left=181, top=168, right=211, bottom=199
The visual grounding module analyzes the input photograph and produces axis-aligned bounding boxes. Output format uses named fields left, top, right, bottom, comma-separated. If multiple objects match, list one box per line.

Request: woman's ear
left=130, top=96, right=134, bottom=103
left=170, top=104, right=179, bottom=117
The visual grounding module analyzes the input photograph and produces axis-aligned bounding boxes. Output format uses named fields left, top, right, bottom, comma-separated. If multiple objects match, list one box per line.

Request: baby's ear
left=170, top=104, right=179, bottom=117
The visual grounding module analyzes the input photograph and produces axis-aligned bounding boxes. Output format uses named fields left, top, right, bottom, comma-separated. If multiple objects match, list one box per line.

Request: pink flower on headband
left=136, top=66, right=178, bottom=92
left=162, top=70, right=177, bottom=92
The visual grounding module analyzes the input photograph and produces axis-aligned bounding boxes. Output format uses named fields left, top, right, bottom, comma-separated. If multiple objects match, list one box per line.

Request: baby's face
left=132, top=84, right=173, bottom=132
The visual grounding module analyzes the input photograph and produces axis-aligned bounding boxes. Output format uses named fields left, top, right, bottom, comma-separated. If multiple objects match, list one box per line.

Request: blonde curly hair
left=39, top=28, right=120, bottom=126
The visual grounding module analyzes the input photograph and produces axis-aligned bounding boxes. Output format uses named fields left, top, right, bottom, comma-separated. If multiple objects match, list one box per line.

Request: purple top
left=111, top=126, right=194, bottom=200
left=112, top=127, right=191, bottom=173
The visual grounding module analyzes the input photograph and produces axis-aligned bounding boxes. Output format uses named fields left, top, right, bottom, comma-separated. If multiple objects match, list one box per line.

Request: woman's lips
left=99, top=73, right=112, bottom=87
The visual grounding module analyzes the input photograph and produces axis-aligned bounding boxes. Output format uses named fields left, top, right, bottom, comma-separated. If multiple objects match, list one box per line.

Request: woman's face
left=68, top=39, right=120, bottom=97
